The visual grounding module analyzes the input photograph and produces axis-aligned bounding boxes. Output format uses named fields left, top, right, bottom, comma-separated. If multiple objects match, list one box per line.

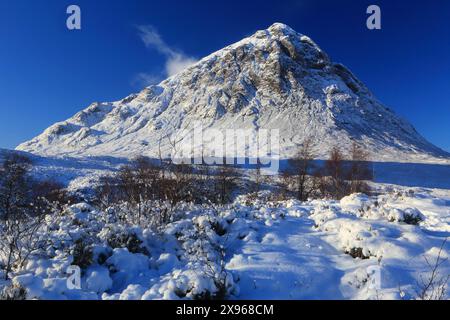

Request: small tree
left=0, top=154, right=32, bottom=221
left=214, top=165, right=239, bottom=205
left=95, top=174, right=121, bottom=210
left=115, top=156, right=163, bottom=223
left=324, top=147, right=349, bottom=199
left=276, top=171, right=294, bottom=200
left=1, top=215, right=46, bottom=280
left=31, top=179, right=72, bottom=214
left=291, top=137, right=316, bottom=201
left=95, top=156, right=198, bottom=226
left=312, top=167, right=327, bottom=199
left=170, top=163, right=196, bottom=203
left=348, top=142, right=372, bottom=194
left=247, top=161, right=265, bottom=200
left=0, top=154, right=47, bottom=280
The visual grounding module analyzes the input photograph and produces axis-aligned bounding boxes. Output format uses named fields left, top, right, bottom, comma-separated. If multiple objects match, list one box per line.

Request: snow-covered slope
left=16, top=23, right=449, bottom=163
left=2, top=189, right=449, bottom=300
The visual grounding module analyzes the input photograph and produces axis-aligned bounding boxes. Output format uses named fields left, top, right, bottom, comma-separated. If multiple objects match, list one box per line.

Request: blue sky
left=0, top=0, right=449, bottom=151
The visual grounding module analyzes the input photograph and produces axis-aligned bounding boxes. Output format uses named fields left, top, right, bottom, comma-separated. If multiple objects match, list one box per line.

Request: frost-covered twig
left=416, top=238, right=449, bottom=300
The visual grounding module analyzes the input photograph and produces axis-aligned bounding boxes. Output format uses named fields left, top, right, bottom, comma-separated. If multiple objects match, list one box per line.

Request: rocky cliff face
left=16, top=23, right=449, bottom=163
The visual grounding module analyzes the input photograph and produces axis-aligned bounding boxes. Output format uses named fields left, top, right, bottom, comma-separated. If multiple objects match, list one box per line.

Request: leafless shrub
left=324, top=146, right=350, bottom=199
left=0, top=154, right=33, bottom=221
left=312, top=167, right=328, bottom=198
left=0, top=283, right=27, bottom=300
left=71, top=239, right=93, bottom=270
left=95, top=155, right=219, bottom=228
left=106, top=229, right=148, bottom=255
left=31, top=179, right=73, bottom=214
left=290, top=137, right=317, bottom=201
left=214, top=165, right=240, bottom=205
left=346, top=247, right=370, bottom=260
left=0, top=154, right=49, bottom=280
left=248, top=163, right=263, bottom=199
left=195, top=243, right=230, bottom=300
left=283, top=143, right=374, bottom=201
left=0, top=214, right=46, bottom=280
left=189, top=209, right=234, bottom=300
left=95, top=174, right=122, bottom=210
left=278, top=139, right=373, bottom=201
left=348, top=142, right=372, bottom=194
left=416, top=239, right=449, bottom=300
left=274, top=171, right=295, bottom=201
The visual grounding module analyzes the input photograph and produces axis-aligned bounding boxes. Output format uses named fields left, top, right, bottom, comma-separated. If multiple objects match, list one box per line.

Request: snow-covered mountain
left=16, top=23, right=449, bottom=163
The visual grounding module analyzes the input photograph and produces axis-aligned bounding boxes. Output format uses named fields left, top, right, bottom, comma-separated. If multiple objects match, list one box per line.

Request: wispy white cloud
left=131, top=72, right=162, bottom=88
left=137, top=25, right=198, bottom=78
left=165, top=54, right=198, bottom=78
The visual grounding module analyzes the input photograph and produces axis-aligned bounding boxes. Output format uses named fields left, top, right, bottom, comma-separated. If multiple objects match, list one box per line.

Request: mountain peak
left=267, top=22, right=298, bottom=35
left=16, top=24, right=449, bottom=163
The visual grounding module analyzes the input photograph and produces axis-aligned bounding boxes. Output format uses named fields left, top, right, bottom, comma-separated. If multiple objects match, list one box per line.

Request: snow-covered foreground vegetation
left=1, top=187, right=448, bottom=300
left=1, top=147, right=449, bottom=300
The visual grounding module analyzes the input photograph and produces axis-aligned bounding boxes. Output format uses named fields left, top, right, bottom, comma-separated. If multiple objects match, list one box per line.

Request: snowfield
left=1, top=187, right=448, bottom=300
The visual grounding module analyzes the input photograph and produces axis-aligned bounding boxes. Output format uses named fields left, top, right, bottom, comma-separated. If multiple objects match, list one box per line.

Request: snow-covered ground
left=1, top=148, right=449, bottom=300
left=1, top=187, right=448, bottom=300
